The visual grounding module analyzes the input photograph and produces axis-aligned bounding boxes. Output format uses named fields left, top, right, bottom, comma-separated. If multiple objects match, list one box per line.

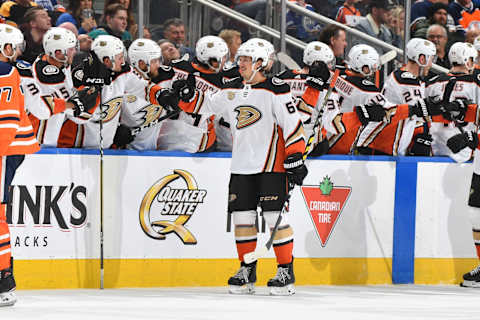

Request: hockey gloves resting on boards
left=305, top=61, right=331, bottom=91
left=440, top=98, right=470, bottom=122
left=68, top=86, right=101, bottom=117
left=155, top=73, right=197, bottom=114
left=409, top=132, right=433, bottom=156
left=284, top=153, right=308, bottom=186
left=447, top=130, right=479, bottom=154
left=354, top=102, right=387, bottom=126
left=113, top=124, right=134, bottom=149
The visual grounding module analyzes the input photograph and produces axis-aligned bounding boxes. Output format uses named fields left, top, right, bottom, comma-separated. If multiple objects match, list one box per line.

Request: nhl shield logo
left=300, top=176, right=351, bottom=247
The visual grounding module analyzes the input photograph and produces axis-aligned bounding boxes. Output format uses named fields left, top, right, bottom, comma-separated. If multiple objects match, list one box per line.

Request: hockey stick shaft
left=244, top=70, right=340, bottom=264
left=99, top=100, right=104, bottom=290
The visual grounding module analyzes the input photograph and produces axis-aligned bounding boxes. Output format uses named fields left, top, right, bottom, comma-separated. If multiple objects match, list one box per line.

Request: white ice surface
left=1, top=285, right=479, bottom=320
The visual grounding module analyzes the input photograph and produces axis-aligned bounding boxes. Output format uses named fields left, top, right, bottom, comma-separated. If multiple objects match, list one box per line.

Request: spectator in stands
left=411, top=0, right=449, bottom=26
left=78, top=33, right=92, bottom=51
left=412, top=3, right=449, bottom=38
left=158, top=39, right=180, bottom=65
left=352, top=0, right=396, bottom=54
left=319, top=25, right=347, bottom=69
left=287, top=0, right=321, bottom=41
left=232, top=0, right=266, bottom=24
left=35, top=0, right=65, bottom=25
left=448, top=0, right=480, bottom=39
left=163, top=18, right=194, bottom=59
left=103, top=0, right=143, bottom=38
left=58, top=21, right=78, bottom=36
left=88, top=4, right=132, bottom=42
left=427, top=24, right=450, bottom=69
left=19, top=6, right=51, bottom=63
left=389, top=5, right=405, bottom=44
left=219, top=29, right=242, bottom=69
left=0, top=0, right=37, bottom=27
left=335, top=0, right=361, bottom=26
left=56, top=0, right=97, bottom=35
left=466, top=24, right=480, bottom=44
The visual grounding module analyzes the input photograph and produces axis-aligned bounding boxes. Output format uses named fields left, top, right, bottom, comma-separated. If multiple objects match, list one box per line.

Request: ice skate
left=267, top=261, right=295, bottom=296
left=228, top=261, right=257, bottom=294
left=0, top=264, right=17, bottom=307
left=461, top=265, right=480, bottom=288
left=0, top=290, right=16, bottom=307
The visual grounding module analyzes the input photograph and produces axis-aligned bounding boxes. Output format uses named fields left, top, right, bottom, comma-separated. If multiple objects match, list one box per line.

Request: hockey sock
left=272, top=225, right=294, bottom=265
left=0, top=204, right=11, bottom=271
left=473, top=229, right=480, bottom=260
left=234, top=226, right=257, bottom=263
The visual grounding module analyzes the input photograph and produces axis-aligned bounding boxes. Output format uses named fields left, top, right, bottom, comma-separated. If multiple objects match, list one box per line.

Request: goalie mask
left=128, top=38, right=162, bottom=78
left=406, top=38, right=436, bottom=67
left=92, top=35, right=126, bottom=70
left=449, top=42, right=477, bottom=71
left=195, top=35, right=228, bottom=73
left=0, top=24, right=25, bottom=61
left=347, top=44, right=380, bottom=77
left=43, top=27, right=78, bottom=66
left=303, top=41, right=335, bottom=70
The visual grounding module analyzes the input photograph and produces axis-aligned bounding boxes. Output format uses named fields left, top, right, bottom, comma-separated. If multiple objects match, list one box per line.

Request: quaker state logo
left=139, top=169, right=207, bottom=244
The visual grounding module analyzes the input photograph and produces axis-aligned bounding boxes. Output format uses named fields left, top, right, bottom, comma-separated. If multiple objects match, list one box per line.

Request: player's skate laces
left=228, top=261, right=256, bottom=294
left=267, top=261, right=295, bottom=296
left=461, top=265, right=480, bottom=288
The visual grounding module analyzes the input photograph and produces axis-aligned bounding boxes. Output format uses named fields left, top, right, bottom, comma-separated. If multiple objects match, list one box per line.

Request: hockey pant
left=0, top=155, right=24, bottom=271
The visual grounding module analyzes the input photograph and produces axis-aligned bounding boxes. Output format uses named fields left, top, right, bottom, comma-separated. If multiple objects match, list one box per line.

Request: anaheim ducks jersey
left=177, top=77, right=306, bottom=174
left=425, top=72, right=480, bottom=162
left=158, top=58, right=223, bottom=152
left=121, top=67, right=173, bottom=150
left=27, top=55, right=75, bottom=147
left=334, top=73, right=381, bottom=113
left=59, top=64, right=146, bottom=148
left=276, top=69, right=308, bottom=98
left=368, top=68, right=425, bottom=155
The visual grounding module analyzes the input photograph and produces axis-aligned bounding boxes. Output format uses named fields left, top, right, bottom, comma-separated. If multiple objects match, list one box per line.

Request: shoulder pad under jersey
left=392, top=69, right=420, bottom=86
left=275, top=69, right=298, bottom=80
left=222, top=76, right=243, bottom=89
left=346, top=75, right=380, bottom=93
left=254, top=77, right=290, bottom=94
left=171, top=58, right=194, bottom=73
left=15, top=60, right=33, bottom=78
left=151, top=66, right=175, bottom=84
left=34, top=58, right=65, bottom=84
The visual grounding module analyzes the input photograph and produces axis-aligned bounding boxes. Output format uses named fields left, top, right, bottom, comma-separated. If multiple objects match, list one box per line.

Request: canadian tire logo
left=300, top=176, right=351, bottom=247
left=139, top=169, right=207, bottom=244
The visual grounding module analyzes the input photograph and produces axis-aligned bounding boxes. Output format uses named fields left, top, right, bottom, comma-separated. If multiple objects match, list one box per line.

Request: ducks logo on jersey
left=234, top=106, right=262, bottom=129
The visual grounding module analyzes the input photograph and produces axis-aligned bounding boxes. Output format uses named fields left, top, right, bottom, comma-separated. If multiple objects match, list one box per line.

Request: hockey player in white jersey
left=159, top=35, right=229, bottom=152
left=23, top=27, right=98, bottom=147
left=58, top=35, right=175, bottom=148
left=377, top=38, right=437, bottom=156
left=117, top=38, right=175, bottom=150
left=162, top=41, right=307, bottom=295
left=425, top=42, right=479, bottom=162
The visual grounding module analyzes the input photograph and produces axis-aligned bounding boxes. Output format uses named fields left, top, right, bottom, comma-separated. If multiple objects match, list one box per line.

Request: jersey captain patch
left=234, top=105, right=262, bottom=129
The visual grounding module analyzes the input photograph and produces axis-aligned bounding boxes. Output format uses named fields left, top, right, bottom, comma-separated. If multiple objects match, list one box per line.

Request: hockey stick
left=379, top=50, right=397, bottom=65
left=243, top=69, right=341, bottom=264
left=99, top=98, right=105, bottom=289
left=277, top=52, right=301, bottom=70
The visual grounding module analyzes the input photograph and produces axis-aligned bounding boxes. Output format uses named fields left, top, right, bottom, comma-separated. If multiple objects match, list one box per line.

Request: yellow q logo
left=139, top=169, right=207, bottom=244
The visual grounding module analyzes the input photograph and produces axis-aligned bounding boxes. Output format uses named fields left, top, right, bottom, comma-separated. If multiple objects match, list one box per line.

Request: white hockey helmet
left=235, top=40, right=269, bottom=69
left=303, top=41, right=335, bottom=70
left=195, top=35, right=228, bottom=72
left=43, top=27, right=77, bottom=65
left=406, top=38, right=436, bottom=67
left=347, top=44, right=380, bottom=77
left=91, top=35, right=126, bottom=69
left=245, top=38, right=275, bottom=62
left=128, top=38, right=162, bottom=78
left=0, top=24, right=25, bottom=61
left=449, top=42, right=477, bottom=70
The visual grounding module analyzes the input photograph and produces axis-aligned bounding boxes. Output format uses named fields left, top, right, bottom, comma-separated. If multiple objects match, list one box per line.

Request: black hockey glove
left=354, top=103, right=386, bottom=126
left=172, top=73, right=196, bottom=102
left=113, top=124, right=134, bottom=148
left=306, top=61, right=330, bottom=91
left=284, top=152, right=308, bottom=186
left=441, top=98, right=470, bottom=122
left=447, top=131, right=479, bottom=154
left=308, top=139, right=329, bottom=157
left=68, top=86, right=100, bottom=117
left=409, top=133, right=433, bottom=156
left=82, top=51, right=112, bottom=86
left=408, top=97, right=443, bottom=118
left=155, top=88, right=180, bottom=113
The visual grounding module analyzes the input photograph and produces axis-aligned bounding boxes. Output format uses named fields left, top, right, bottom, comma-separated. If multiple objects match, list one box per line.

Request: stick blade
left=379, top=50, right=397, bottom=65
left=277, top=52, right=301, bottom=70
left=243, top=246, right=269, bottom=264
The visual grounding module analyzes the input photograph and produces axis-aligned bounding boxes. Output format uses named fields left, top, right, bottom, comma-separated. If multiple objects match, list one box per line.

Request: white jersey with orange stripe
left=120, top=68, right=170, bottom=151
left=27, top=56, right=76, bottom=147
left=425, top=72, right=480, bottom=162
left=180, top=76, right=306, bottom=174
left=378, top=69, right=425, bottom=155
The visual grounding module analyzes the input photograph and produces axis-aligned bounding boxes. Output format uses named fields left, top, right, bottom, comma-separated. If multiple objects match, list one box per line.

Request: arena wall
left=8, top=150, right=478, bottom=289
